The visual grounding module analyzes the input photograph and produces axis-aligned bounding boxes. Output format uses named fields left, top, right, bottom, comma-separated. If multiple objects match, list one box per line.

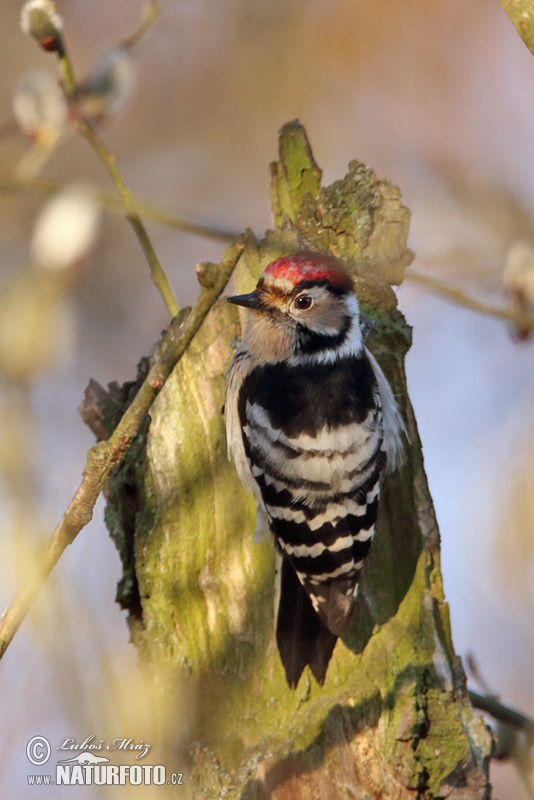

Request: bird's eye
left=294, top=295, right=313, bottom=311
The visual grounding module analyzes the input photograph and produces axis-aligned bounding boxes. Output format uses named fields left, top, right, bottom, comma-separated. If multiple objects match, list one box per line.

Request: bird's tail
left=276, top=555, right=338, bottom=688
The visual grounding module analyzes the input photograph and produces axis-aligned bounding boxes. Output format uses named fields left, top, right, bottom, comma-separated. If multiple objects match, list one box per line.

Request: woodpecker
left=225, top=251, right=402, bottom=688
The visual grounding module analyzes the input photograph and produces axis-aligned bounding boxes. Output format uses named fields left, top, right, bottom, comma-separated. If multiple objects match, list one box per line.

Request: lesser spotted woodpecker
left=225, top=251, right=402, bottom=687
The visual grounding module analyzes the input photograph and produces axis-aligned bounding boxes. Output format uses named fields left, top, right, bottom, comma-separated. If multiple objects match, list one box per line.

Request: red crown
left=264, top=251, right=353, bottom=291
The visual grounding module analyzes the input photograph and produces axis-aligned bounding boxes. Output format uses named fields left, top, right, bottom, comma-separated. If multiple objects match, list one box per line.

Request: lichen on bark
left=100, top=120, right=492, bottom=798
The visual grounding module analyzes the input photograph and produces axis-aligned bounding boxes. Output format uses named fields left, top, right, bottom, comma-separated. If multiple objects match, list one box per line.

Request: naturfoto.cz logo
left=26, top=736, right=183, bottom=787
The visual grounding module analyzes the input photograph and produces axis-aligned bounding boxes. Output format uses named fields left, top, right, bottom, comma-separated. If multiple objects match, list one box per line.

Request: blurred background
left=1, top=0, right=534, bottom=796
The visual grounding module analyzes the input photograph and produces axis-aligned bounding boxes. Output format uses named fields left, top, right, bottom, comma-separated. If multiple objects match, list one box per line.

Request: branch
left=466, top=652, right=498, bottom=697
left=77, top=120, right=178, bottom=316
left=119, top=0, right=160, bottom=50
left=406, top=268, right=534, bottom=330
left=0, top=236, right=245, bottom=661
left=470, top=688, right=534, bottom=797
left=0, top=176, right=239, bottom=243
left=55, top=28, right=178, bottom=317
left=469, top=691, right=534, bottom=741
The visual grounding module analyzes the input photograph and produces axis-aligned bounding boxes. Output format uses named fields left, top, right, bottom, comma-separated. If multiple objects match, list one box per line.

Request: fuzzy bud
left=78, top=47, right=134, bottom=119
left=13, top=70, right=67, bottom=144
left=77, top=47, right=134, bottom=121
left=30, top=185, right=101, bottom=273
left=20, top=0, right=63, bottom=52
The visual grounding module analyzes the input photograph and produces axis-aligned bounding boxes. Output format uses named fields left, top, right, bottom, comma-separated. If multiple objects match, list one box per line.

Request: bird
left=224, top=250, right=403, bottom=688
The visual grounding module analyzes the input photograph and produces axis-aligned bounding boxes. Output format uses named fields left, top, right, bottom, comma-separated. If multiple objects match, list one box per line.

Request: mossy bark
left=103, top=121, right=492, bottom=798
left=498, top=0, right=534, bottom=58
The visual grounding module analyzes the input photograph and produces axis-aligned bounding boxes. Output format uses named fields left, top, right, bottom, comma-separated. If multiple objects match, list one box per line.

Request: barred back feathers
left=225, top=251, right=402, bottom=687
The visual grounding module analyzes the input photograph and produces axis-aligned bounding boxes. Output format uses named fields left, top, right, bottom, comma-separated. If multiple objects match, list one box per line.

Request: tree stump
left=101, top=120, right=492, bottom=799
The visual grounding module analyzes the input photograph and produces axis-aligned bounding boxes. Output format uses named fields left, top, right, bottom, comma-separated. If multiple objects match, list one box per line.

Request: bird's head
left=228, top=251, right=362, bottom=362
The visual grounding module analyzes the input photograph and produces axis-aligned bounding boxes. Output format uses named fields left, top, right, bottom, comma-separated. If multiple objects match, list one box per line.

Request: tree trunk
left=102, top=121, right=492, bottom=799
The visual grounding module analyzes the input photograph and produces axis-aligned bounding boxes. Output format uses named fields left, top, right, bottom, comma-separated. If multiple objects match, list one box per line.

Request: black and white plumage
left=225, top=251, right=402, bottom=688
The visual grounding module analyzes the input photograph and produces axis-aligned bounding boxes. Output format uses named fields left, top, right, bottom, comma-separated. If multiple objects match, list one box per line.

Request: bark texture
left=498, top=0, right=534, bottom=57
left=102, top=120, right=492, bottom=799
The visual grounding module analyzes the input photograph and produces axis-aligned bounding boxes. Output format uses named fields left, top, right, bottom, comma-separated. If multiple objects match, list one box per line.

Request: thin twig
left=471, top=687, right=534, bottom=800
left=78, top=120, right=179, bottom=316
left=15, top=138, right=67, bottom=181
left=56, top=39, right=77, bottom=97
left=55, top=32, right=179, bottom=317
left=466, top=652, right=499, bottom=698
left=0, top=176, right=239, bottom=243
left=120, top=0, right=160, bottom=50
left=469, top=690, right=534, bottom=741
left=406, top=269, right=534, bottom=331
left=0, top=236, right=244, bottom=662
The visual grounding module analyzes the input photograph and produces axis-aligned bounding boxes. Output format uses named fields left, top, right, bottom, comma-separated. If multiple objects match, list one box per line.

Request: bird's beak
left=227, top=291, right=262, bottom=309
